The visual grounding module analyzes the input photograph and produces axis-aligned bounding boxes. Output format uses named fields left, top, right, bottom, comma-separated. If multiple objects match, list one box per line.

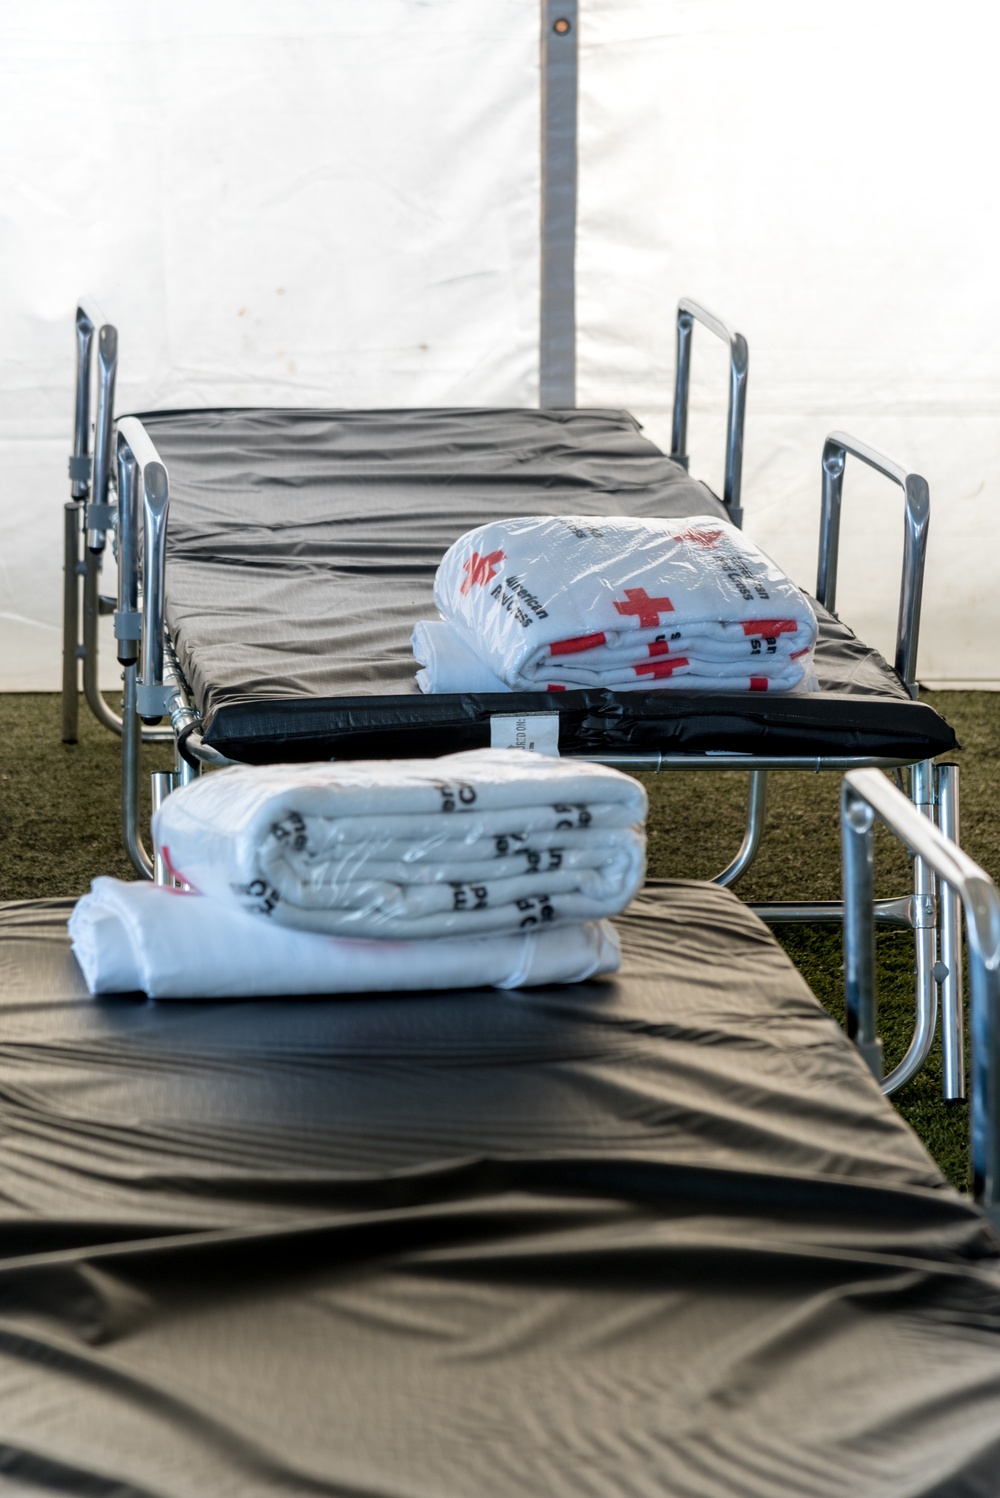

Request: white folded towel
left=413, top=618, right=510, bottom=695
left=69, top=877, right=621, bottom=999
left=152, top=749, right=647, bottom=940
left=433, top=515, right=818, bottom=693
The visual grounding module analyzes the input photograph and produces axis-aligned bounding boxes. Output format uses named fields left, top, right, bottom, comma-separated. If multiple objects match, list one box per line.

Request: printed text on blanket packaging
left=488, top=573, right=549, bottom=629
left=270, top=811, right=308, bottom=852
left=557, top=518, right=605, bottom=542
left=516, top=894, right=555, bottom=926
left=699, top=535, right=771, bottom=603
left=493, top=832, right=565, bottom=871
left=433, top=779, right=477, bottom=812
left=554, top=803, right=593, bottom=830
left=451, top=882, right=489, bottom=911
left=233, top=878, right=282, bottom=916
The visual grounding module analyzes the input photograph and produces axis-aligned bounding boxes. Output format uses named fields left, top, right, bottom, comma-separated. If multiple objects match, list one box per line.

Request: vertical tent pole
left=540, top=0, right=578, bottom=407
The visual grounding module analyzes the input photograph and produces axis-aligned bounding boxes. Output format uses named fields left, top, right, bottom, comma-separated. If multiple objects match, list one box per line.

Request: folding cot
left=63, top=297, right=962, bottom=1105
left=2, top=769, right=999, bottom=1495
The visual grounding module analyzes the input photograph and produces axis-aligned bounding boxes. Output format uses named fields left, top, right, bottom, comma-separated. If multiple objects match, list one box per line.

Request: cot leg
left=174, top=740, right=199, bottom=788
left=880, top=760, right=938, bottom=1094
left=713, top=771, right=767, bottom=887
left=122, top=663, right=153, bottom=879
left=82, top=549, right=124, bottom=736
left=150, top=772, right=175, bottom=886
left=62, top=502, right=81, bottom=743
left=936, top=762, right=965, bottom=1101
left=841, top=783, right=882, bottom=1079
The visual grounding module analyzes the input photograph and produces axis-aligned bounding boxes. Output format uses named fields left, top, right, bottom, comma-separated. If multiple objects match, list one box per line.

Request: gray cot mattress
left=126, top=406, right=958, bottom=763
left=1, top=882, right=998, bottom=1495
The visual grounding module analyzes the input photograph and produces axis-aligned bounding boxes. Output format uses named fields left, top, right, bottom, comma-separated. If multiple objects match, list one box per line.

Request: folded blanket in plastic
left=431, top=515, right=818, bottom=693
left=69, top=877, right=620, bottom=999
left=151, top=749, right=647, bottom=941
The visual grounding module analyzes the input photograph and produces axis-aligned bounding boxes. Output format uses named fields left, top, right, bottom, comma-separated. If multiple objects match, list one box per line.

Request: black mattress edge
left=201, top=689, right=958, bottom=765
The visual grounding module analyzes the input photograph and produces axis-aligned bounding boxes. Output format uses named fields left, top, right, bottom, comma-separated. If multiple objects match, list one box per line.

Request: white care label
left=490, top=713, right=560, bottom=757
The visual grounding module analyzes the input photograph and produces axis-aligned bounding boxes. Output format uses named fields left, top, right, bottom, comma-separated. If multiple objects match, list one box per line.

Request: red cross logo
left=674, top=528, right=723, bottom=547
left=460, top=549, right=506, bottom=595
left=613, top=588, right=674, bottom=628
left=634, top=656, right=687, bottom=678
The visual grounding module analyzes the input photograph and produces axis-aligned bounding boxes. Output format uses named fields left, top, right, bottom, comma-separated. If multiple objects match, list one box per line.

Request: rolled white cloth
left=413, top=618, right=510, bottom=695
left=152, top=749, right=647, bottom=940
left=69, top=878, right=621, bottom=999
left=433, top=515, right=818, bottom=693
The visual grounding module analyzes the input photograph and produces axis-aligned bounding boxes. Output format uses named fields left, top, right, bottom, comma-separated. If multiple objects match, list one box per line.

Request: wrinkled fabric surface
left=0, top=885, right=998, bottom=1496
left=129, top=407, right=957, bottom=762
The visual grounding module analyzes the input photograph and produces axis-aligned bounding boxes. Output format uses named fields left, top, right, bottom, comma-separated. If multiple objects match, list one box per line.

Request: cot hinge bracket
left=113, top=609, right=142, bottom=640
left=85, top=502, right=115, bottom=533
left=136, top=683, right=174, bottom=720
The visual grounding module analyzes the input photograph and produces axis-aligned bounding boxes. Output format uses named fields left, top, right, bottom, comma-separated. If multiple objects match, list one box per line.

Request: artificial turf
left=1, top=689, right=998, bottom=1190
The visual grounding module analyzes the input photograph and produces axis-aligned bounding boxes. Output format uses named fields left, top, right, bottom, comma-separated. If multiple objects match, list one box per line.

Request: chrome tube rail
left=70, top=299, right=102, bottom=499
left=61, top=502, right=81, bottom=743
left=121, top=663, right=153, bottom=879
left=117, top=417, right=184, bottom=879
left=817, top=432, right=929, bottom=696
left=115, top=436, right=140, bottom=668
left=751, top=895, right=928, bottom=929
left=63, top=300, right=105, bottom=742
left=880, top=760, right=939, bottom=1094
left=86, top=324, right=118, bottom=553
left=714, top=770, right=767, bottom=888
left=842, top=769, right=1000, bottom=1222
left=79, top=321, right=122, bottom=729
left=670, top=297, right=749, bottom=528
left=116, top=417, right=172, bottom=723
left=64, top=305, right=171, bottom=745
left=151, top=773, right=175, bottom=886
left=580, top=751, right=920, bottom=774
left=938, top=763, right=965, bottom=1100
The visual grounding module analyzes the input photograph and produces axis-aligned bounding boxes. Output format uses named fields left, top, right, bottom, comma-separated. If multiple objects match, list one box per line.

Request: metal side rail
left=842, top=769, right=1000, bottom=1224
left=816, top=432, right=929, bottom=698
left=64, top=301, right=169, bottom=745
left=670, top=297, right=748, bottom=528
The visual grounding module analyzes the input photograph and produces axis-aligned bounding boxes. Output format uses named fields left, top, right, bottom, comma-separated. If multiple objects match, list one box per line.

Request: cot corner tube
left=841, top=768, right=1000, bottom=1225
left=670, top=297, right=748, bottom=528
left=816, top=433, right=929, bottom=697
left=114, top=433, right=140, bottom=668
left=62, top=501, right=80, bottom=743
left=117, top=417, right=172, bottom=725
left=69, top=298, right=103, bottom=501
left=840, top=784, right=883, bottom=1080
left=86, top=322, right=118, bottom=553
left=121, top=662, right=153, bottom=880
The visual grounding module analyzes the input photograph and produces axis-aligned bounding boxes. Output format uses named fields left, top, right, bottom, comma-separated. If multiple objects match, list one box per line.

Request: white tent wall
left=577, top=0, right=1000, bottom=688
left=2, top=0, right=997, bottom=692
left=0, top=0, right=540, bottom=690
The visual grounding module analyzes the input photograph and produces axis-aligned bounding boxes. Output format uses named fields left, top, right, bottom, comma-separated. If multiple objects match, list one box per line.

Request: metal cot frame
left=65, top=297, right=964, bottom=1107
left=843, top=769, right=1000, bottom=1226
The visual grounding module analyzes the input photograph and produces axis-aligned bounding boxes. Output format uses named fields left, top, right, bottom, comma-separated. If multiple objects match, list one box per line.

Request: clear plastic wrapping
left=432, top=515, right=818, bottom=693
left=153, top=748, right=647, bottom=940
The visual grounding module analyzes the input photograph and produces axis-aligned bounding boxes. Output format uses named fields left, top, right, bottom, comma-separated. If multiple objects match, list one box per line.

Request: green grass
left=1, top=689, right=998, bottom=1189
